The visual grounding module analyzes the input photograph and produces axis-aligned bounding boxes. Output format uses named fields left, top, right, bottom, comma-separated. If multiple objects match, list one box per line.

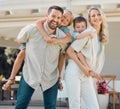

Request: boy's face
left=61, top=13, right=72, bottom=27
left=75, top=21, right=87, bottom=33
left=46, top=9, right=63, bottom=30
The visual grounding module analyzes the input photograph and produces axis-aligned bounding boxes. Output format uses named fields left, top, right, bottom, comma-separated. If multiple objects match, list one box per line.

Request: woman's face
left=89, top=9, right=103, bottom=27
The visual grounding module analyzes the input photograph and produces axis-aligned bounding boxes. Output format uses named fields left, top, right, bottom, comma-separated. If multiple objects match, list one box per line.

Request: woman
left=65, top=7, right=109, bottom=109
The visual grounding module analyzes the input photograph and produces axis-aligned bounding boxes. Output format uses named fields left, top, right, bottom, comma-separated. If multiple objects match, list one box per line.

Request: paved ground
left=0, top=105, right=68, bottom=109
left=0, top=99, right=68, bottom=109
left=0, top=104, right=120, bottom=109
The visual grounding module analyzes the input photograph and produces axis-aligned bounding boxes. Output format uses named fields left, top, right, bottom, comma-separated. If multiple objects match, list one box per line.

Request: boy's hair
left=73, top=16, right=87, bottom=28
left=64, top=9, right=73, bottom=26
left=48, top=5, right=63, bottom=14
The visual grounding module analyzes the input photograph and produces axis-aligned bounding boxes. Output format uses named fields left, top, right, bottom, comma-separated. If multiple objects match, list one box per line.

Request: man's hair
left=48, top=5, right=63, bottom=14
left=73, top=16, right=87, bottom=28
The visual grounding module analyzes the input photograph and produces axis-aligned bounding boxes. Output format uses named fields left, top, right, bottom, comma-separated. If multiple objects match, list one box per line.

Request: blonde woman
left=65, top=7, right=109, bottom=109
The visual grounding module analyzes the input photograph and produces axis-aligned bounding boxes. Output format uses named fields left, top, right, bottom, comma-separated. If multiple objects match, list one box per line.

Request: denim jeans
left=43, top=81, right=58, bottom=109
left=15, top=76, right=35, bottom=109
left=15, top=76, right=58, bottom=109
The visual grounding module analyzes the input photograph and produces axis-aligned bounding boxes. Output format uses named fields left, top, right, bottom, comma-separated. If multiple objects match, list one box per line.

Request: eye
left=51, top=15, right=56, bottom=18
left=98, top=13, right=101, bottom=16
left=91, top=14, right=95, bottom=18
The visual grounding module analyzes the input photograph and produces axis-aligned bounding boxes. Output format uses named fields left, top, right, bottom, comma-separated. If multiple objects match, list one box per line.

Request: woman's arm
left=67, top=46, right=102, bottom=80
left=76, top=52, right=102, bottom=80
left=67, top=46, right=90, bottom=76
left=77, top=52, right=90, bottom=69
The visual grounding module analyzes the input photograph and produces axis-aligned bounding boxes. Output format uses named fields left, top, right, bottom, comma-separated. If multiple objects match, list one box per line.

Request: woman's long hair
left=88, top=7, right=109, bottom=44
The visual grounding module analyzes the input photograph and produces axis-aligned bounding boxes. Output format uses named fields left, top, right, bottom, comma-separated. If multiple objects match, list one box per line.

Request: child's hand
left=44, top=36, right=53, bottom=43
left=89, top=32, right=94, bottom=39
left=51, top=38, right=60, bottom=44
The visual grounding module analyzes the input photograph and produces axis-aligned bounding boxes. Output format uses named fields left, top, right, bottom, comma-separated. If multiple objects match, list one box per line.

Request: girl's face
left=75, top=21, right=87, bottom=33
left=61, top=12, right=72, bottom=26
left=89, top=9, right=103, bottom=27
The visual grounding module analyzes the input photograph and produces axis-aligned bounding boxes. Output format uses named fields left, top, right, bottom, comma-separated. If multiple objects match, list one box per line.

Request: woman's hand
left=89, top=71, right=102, bottom=80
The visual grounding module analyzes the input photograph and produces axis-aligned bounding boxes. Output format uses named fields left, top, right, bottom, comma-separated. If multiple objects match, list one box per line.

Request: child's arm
left=2, top=49, right=25, bottom=90
left=76, top=30, right=94, bottom=40
left=53, top=32, right=72, bottom=44
left=9, top=49, right=25, bottom=80
left=36, top=19, right=53, bottom=43
left=36, top=19, right=72, bottom=44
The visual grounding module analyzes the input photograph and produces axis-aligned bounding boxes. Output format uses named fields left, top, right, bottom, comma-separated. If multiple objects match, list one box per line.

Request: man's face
left=46, top=9, right=63, bottom=30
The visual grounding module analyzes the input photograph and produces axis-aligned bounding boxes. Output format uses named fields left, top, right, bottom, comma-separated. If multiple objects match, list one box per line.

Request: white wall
left=102, top=22, right=120, bottom=79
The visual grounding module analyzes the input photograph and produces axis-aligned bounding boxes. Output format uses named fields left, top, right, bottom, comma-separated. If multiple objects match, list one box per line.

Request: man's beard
left=47, top=20, right=59, bottom=30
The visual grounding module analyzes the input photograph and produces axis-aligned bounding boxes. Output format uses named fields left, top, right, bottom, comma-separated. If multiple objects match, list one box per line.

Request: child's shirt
left=72, top=30, right=80, bottom=42
left=19, top=43, right=26, bottom=50
left=59, top=26, right=70, bottom=34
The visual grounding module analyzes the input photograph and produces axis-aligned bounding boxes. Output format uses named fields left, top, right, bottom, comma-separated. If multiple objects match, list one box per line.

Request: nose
left=95, top=15, right=100, bottom=19
left=54, top=17, right=58, bottom=22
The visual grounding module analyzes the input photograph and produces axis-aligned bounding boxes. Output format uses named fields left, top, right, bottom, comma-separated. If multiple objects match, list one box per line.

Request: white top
left=71, top=26, right=105, bottom=75
left=17, top=22, right=67, bottom=91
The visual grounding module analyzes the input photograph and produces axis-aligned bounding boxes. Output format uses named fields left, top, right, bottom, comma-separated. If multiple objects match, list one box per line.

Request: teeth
left=52, top=22, right=57, bottom=25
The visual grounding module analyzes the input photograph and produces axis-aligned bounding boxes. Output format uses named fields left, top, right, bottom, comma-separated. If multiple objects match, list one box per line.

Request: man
left=15, top=5, right=67, bottom=109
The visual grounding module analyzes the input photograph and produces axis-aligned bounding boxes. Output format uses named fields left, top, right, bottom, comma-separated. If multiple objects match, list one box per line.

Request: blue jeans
left=15, top=76, right=58, bottom=109
left=43, top=81, right=58, bottom=109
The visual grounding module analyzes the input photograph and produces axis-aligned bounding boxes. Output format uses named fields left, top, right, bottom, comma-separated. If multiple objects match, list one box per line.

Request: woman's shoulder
left=87, top=25, right=96, bottom=32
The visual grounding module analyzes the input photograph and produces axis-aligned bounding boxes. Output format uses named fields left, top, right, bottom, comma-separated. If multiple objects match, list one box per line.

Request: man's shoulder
left=21, top=23, right=36, bottom=33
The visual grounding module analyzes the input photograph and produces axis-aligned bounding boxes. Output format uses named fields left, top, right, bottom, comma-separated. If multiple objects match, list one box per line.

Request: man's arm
left=58, top=54, right=66, bottom=91
left=58, top=54, right=66, bottom=78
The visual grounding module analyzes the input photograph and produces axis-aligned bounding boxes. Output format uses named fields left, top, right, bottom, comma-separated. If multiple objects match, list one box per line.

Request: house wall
left=102, top=22, right=120, bottom=79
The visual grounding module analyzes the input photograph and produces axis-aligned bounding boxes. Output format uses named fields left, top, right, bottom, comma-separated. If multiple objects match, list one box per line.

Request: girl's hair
left=88, top=7, right=109, bottom=44
left=73, top=16, right=87, bottom=28
left=64, top=9, right=74, bottom=26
